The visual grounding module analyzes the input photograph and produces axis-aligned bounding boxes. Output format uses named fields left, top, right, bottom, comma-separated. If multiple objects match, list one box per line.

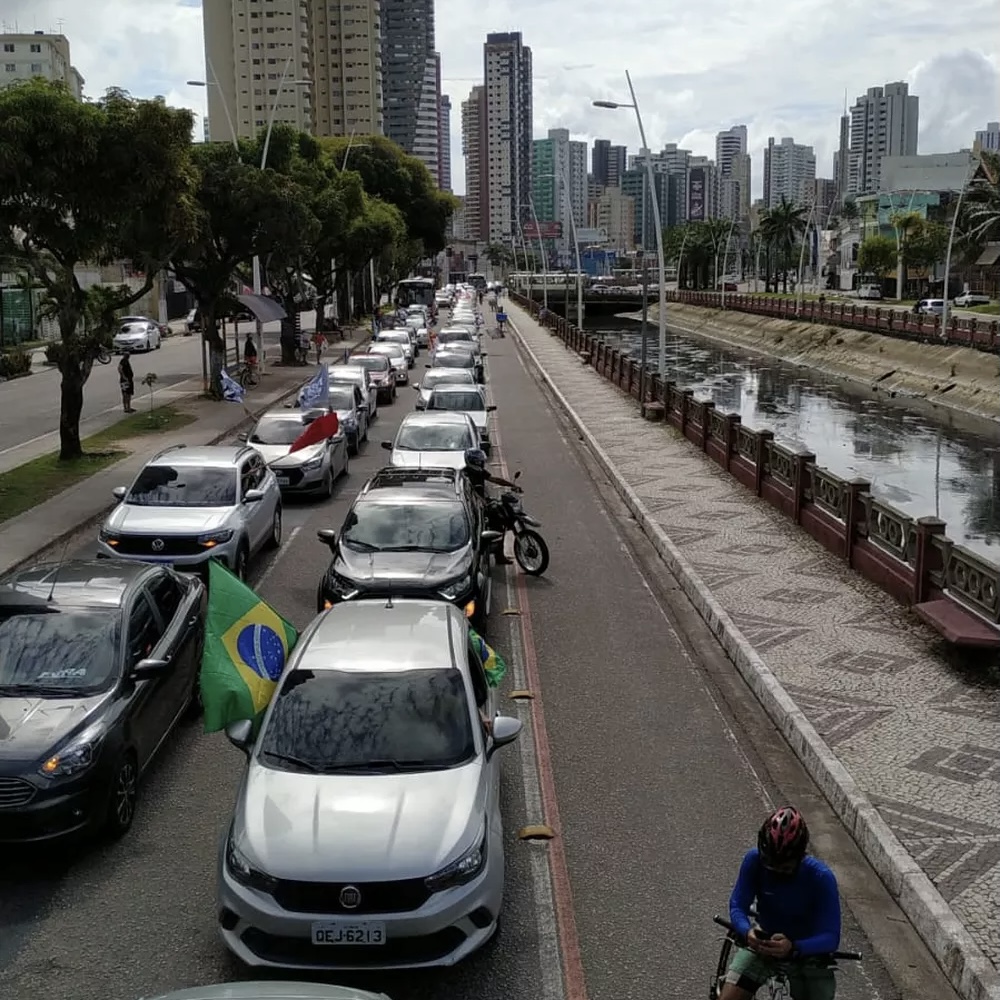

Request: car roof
left=147, top=445, right=249, bottom=468
left=354, top=353, right=391, bottom=364
left=0, top=559, right=154, bottom=608
left=400, top=410, right=473, bottom=426
left=427, top=384, right=483, bottom=395
left=295, top=599, right=465, bottom=675
left=357, top=484, right=464, bottom=504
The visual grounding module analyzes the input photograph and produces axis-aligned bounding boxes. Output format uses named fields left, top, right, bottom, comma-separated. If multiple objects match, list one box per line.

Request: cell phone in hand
left=753, top=929, right=773, bottom=941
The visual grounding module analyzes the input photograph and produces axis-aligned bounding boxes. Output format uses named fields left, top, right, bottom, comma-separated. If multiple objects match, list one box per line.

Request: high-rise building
left=381, top=1, right=438, bottom=180
left=714, top=125, right=747, bottom=174
left=847, top=81, right=919, bottom=196
left=461, top=84, right=488, bottom=241
left=586, top=187, right=635, bottom=251
left=621, top=164, right=671, bottom=249
left=484, top=32, right=533, bottom=245
left=814, top=178, right=837, bottom=221
left=686, top=156, right=719, bottom=221
left=204, top=0, right=311, bottom=142
left=203, top=0, right=383, bottom=143
left=715, top=126, right=750, bottom=220
left=974, top=121, right=1000, bottom=153
left=592, top=139, right=610, bottom=188
left=607, top=144, right=627, bottom=188
left=834, top=110, right=850, bottom=206
left=0, top=31, right=84, bottom=98
left=531, top=128, right=586, bottom=262
left=763, top=137, right=816, bottom=208
left=439, top=93, right=452, bottom=192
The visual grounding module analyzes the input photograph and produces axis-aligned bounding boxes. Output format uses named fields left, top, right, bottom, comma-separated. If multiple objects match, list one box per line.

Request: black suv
left=0, top=560, right=205, bottom=845
left=316, top=467, right=499, bottom=631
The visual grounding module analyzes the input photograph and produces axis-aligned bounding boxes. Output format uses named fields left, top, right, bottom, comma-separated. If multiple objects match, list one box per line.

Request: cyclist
left=719, top=807, right=841, bottom=1000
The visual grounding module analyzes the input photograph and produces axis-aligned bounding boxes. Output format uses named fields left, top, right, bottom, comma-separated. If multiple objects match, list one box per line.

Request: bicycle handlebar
left=712, top=916, right=862, bottom=962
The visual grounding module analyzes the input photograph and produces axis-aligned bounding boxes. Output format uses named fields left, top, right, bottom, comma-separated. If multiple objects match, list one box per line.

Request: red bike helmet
left=758, top=807, right=809, bottom=865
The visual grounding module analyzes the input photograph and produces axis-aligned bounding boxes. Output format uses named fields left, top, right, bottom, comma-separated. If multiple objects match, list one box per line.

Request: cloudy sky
left=3, top=0, right=998, bottom=198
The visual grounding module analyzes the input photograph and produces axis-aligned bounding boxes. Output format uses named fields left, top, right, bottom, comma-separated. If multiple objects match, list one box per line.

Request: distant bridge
left=523, top=287, right=647, bottom=317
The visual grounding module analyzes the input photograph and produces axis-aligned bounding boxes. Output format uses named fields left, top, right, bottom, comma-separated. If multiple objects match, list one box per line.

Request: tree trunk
left=58, top=364, right=86, bottom=461
left=279, top=293, right=298, bottom=364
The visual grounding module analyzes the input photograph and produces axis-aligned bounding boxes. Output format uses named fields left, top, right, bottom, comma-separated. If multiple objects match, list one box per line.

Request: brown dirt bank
left=642, top=302, right=1000, bottom=428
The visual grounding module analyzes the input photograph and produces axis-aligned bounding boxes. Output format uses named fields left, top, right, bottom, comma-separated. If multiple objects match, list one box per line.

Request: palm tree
left=760, top=199, right=808, bottom=292
left=889, top=210, right=923, bottom=299
left=961, top=151, right=1000, bottom=248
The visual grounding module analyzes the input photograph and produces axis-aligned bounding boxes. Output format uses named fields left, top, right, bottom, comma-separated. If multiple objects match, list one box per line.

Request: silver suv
left=98, top=444, right=283, bottom=579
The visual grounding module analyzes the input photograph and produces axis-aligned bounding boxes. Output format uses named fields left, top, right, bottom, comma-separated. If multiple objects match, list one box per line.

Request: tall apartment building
left=847, top=81, right=919, bottom=196
left=202, top=0, right=382, bottom=143
left=0, top=31, right=84, bottom=98
left=686, top=156, right=719, bottom=221
left=461, top=84, right=488, bottom=241
left=715, top=125, right=750, bottom=220
left=531, top=129, right=586, bottom=260
left=586, top=187, right=635, bottom=251
left=763, top=137, right=816, bottom=208
left=607, top=144, right=627, bottom=188
left=484, top=32, right=533, bottom=245
left=975, top=121, right=1000, bottom=153
left=621, top=164, right=671, bottom=249
left=381, top=1, right=439, bottom=180
left=439, top=93, right=452, bottom=192
left=814, top=178, right=837, bottom=221
left=592, top=139, right=610, bottom=188
left=833, top=111, right=850, bottom=205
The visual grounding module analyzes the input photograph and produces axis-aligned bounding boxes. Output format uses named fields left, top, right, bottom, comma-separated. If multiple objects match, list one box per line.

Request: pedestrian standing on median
left=118, top=351, right=136, bottom=413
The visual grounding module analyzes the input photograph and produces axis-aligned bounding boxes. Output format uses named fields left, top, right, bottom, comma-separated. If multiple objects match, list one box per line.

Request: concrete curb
left=508, top=313, right=1000, bottom=1000
left=3, top=335, right=372, bottom=576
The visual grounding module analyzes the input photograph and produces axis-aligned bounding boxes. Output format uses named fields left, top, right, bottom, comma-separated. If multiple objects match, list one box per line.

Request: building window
left=30, top=43, right=41, bottom=53
left=2, top=43, right=13, bottom=52
left=4, top=64, right=14, bottom=72
left=30, top=63, right=42, bottom=73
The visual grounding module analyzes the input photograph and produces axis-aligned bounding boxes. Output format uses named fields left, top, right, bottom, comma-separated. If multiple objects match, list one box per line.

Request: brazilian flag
left=468, top=626, right=506, bottom=688
left=200, top=560, right=298, bottom=732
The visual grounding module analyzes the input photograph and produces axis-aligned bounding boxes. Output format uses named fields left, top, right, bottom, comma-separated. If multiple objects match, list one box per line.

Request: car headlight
left=425, top=830, right=487, bottom=892
left=198, top=529, right=234, bottom=549
left=39, top=726, right=105, bottom=778
left=301, top=456, right=324, bottom=472
left=328, top=572, right=360, bottom=599
left=439, top=574, right=472, bottom=601
left=99, top=528, right=120, bottom=546
left=226, top=828, right=279, bottom=894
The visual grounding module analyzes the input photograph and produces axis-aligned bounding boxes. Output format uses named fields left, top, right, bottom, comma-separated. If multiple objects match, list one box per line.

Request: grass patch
left=969, top=303, right=999, bottom=315
left=0, top=405, right=195, bottom=526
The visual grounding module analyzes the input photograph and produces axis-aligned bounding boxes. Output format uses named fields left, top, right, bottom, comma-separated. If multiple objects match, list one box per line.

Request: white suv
left=98, top=444, right=283, bottom=580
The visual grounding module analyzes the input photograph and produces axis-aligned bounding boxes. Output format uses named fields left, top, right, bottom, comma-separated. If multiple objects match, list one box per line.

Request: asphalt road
left=0, top=333, right=957, bottom=1000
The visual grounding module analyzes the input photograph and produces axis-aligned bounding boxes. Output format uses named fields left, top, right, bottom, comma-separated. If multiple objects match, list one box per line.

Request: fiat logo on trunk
left=339, top=885, right=361, bottom=909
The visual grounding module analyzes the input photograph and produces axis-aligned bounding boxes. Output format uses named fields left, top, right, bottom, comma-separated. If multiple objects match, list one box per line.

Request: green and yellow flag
left=200, top=560, right=298, bottom=732
left=468, top=626, right=506, bottom=688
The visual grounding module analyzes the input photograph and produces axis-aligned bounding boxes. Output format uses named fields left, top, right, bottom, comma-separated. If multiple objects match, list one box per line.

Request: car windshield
left=353, top=356, right=389, bottom=373
left=379, top=333, right=409, bottom=344
left=249, top=417, right=309, bottom=446
left=327, top=387, right=356, bottom=410
left=433, top=353, right=473, bottom=368
left=395, top=421, right=474, bottom=451
left=371, top=344, right=404, bottom=358
left=422, top=370, right=474, bottom=389
left=0, top=609, right=120, bottom=695
left=258, top=668, right=475, bottom=772
left=438, top=331, right=472, bottom=343
left=342, top=499, right=470, bottom=552
left=127, top=465, right=236, bottom=507
left=119, top=323, right=146, bottom=334
left=429, top=390, right=485, bottom=412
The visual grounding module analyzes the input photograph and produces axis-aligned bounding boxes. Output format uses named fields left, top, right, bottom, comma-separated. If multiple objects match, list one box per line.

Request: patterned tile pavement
left=506, top=303, right=1000, bottom=973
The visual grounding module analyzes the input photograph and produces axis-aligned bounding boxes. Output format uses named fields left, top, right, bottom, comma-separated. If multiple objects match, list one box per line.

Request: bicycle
left=233, top=358, right=260, bottom=389
left=710, top=915, right=861, bottom=1000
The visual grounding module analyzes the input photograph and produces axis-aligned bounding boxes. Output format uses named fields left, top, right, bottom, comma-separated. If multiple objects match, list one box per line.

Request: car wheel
left=105, top=751, right=138, bottom=839
left=234, top=545, right=249, bottom=580
left=267, top=506, right=282, bottom=549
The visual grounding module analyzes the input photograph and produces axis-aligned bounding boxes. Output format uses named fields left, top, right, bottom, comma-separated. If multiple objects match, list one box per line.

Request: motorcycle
left=485, top=471, right=550, bottom=576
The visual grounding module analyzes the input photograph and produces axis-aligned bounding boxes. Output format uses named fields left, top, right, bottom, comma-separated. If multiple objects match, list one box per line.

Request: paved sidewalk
left=0, top=330, right=372, bottom=577
left=504, top=301, right=1000, bottom=1000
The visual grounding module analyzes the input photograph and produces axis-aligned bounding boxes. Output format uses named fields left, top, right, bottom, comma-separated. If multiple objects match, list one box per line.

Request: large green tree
left=169, top=141, right=318, bottom=388
left=760, top=199, right=807, bottom=292
left=857, top=235, right=896, bottom=283
left=0, top=79, right=198, bottom=458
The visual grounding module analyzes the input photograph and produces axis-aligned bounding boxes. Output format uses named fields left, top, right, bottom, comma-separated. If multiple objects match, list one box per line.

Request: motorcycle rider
left=464, top=448, right=519, bottom=563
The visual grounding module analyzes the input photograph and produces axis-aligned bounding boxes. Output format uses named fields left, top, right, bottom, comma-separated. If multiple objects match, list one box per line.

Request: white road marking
left=501, top=562, right=566, bottom=1000
left=255, top=525, right=301, bottom=588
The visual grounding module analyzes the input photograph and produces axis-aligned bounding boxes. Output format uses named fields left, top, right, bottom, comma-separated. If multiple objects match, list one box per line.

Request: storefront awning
left=974, top=244, right=1000, bottom=267
left=236, top=294, right=287, bottom=323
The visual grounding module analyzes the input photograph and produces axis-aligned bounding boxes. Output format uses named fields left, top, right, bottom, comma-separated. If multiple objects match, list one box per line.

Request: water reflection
left=594, top=322, right=1000, bottom=562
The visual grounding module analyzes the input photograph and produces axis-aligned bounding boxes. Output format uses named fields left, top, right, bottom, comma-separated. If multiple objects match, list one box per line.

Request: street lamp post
left=526, top=196, right=549, bottom=311
left=720, top=217, right=738, bottom=309
left=594, top=70, right=666, bottom=376
left=940, top=163, right=978, bottom=338
left=537, top=170, right=583, bottom=326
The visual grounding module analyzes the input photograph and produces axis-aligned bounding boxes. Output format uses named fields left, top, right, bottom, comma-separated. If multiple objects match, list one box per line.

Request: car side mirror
left=317, top=528, right=337, bottom=550
left=487, top=405, right=497, bottom=412
left=243, top=488, right=265, bottom=503
left=487, top=716, right=522, bottom=758
left=513, top=470, right=522, bottom=480
left=112, top=486, right=127, bottom=500
left=481, top=530, right=502, bottom=544
left=381, top=441, right=393, bottom=451
left=225, top=719, right=255, bottom=755
left=130, top=657, right=170, bottom=681
left=236, top=431, right=249, bottom=442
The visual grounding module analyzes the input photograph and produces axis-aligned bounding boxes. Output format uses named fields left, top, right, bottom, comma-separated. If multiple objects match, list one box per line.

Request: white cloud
left=4, top=1, right=998, bottom=199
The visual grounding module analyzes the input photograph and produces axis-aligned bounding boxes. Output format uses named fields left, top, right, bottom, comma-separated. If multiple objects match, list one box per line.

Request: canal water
left=592, top=319, right=1000, bottom=566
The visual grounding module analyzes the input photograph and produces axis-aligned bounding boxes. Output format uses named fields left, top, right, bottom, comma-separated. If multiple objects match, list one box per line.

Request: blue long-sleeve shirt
left=729, top=848, right=841, bottom=956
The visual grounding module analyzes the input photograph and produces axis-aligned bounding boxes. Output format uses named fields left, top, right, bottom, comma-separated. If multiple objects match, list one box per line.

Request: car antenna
left=46, top=536, right=73, bottom=602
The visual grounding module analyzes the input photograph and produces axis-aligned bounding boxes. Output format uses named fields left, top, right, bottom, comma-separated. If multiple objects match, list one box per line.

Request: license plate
left=311, top=921, right=386, bottom=946
left=275, top=476, right=290, bottom=486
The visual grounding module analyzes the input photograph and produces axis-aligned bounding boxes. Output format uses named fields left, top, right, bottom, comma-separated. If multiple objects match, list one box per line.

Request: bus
left=395, top=277, right=436, bottom=309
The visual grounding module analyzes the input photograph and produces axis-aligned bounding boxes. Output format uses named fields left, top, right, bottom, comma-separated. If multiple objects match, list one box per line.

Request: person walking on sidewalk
left=118, top=352, right=136, bottom=413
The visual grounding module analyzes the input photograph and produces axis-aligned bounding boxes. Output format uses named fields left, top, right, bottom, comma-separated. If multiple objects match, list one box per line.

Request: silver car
left=375, top=330, right=415, bottom=366
left=425, top=385, right=495, bottom=454
left=329, top=365, right=378, bottom=423
left=113, top=320, right=161, bottom=353
left=413, top=368, right=477, bottom=410
left=325, top=382, right=369, bottom=455
left=242, top=408, right=349, bottom=499
left=218, top=599, right=522, bottom=970
left=367, top=342, right=409, bottom=386
left=144, top=983, right=389, bottom=1000
left=98, top=445, right=282, bottom=580
left=381, top=411, right=479, bottom=471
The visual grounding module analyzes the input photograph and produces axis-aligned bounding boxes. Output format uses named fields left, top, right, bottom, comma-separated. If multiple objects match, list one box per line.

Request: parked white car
left=954, top=292, right=991, bottom=308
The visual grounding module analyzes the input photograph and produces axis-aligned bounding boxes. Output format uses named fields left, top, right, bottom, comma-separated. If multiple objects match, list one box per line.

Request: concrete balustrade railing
left=512, top=291, right=1000, bottom=646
